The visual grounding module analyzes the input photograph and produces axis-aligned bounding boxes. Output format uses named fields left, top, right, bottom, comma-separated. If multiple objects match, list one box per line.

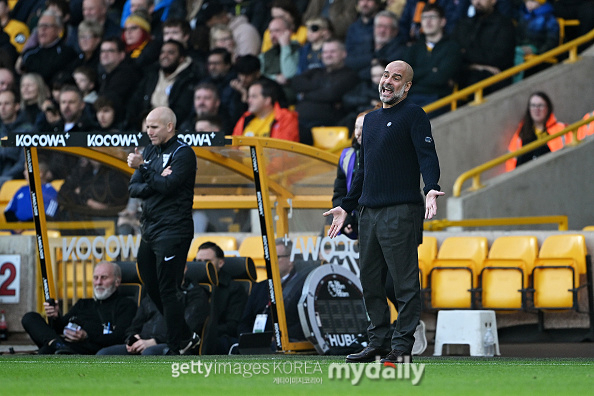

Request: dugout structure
left=0, top=132, right=339, bottom=353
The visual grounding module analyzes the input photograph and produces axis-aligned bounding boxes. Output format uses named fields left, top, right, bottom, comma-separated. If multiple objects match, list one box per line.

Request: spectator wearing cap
left=122, top=9, right=160, bottom=69
left=297, top=17, right=333, bottom=75
left=119, top=0, right=175, bottom=39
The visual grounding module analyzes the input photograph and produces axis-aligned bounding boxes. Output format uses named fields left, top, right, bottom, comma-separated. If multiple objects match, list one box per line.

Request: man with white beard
left=21, top=261, right=137, bottom=354
left=325, top=60, right=443, bottom=364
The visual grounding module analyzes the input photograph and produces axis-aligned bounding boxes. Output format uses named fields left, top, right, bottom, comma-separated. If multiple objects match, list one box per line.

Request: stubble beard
left=379, top=83, right=407, bottom=106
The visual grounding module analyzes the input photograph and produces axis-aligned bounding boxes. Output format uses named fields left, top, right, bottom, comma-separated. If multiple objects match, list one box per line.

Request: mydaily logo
left=328, top=360, right=425, bottom=386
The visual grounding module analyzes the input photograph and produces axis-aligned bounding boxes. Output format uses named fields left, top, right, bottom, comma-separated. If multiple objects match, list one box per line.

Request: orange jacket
left=506, top=113, right=567, bottom=172
left=232, top=102, right=300, bottom=142
left=577, top=111, right=594, bottom=141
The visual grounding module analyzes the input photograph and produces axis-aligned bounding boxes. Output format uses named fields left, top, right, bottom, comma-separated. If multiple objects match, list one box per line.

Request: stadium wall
left=0, top=236, right=37, bottom=333
left=433, top=44, right=594, bottom=225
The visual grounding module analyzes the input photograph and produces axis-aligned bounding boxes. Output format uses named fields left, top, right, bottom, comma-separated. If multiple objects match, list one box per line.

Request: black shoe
left=179, top=332, right=200, bottom=355
left=53, top=340, right=75, bottom=355
left=38, top=343, right=56, bottom=355
left=163, top=348, right=180, bottom=355
left=380, top=349, right=412, bottom=364
left=346, top=346, right=390, bottom=363
left=38, top=339, right=67, bottom=355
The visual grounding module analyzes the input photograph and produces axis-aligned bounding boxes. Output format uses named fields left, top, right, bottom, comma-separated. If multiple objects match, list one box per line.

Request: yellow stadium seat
left=429, top=236, right=488, bottom=309
left=311, top=126, right=351, bottom=152
left=117, top=261, right=143, bottom=306
left=0, top=231, right=11, bottom=235
left=238, top=236, right=267, bottom=282
left=582, top=225, right=594, bottom=231
left=418, top=236, right=437, bottom=289
left=255, top=266, right=268, bottom=283
left=51, top=179, right=64, bottom=191
left=480, top=236, right=539, bottom=309
left=532, top=234, right=587, bottom=309
left=0, top=180, right=27, bottom=220
left=187, top=235, right=238, bottom=260
left=0, top=179, right=27, bottom=203
left=56, top=261, right=95, bottom=300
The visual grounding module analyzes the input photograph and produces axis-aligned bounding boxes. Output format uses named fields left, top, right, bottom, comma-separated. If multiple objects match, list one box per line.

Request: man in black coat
left=452, top=0, right=515, bottom=92
left=127, top=106, right=200, bottom=355
left=96, top=275, right=209, bottom=355
left=21, top=262, right=137, bottom=354
left=97, top=37, right=140, bottom=112
left=403, top=4, right=461, bottom=114
left=292, top=39, right=358, bottom=145
left=197, top=241, right=247, bottom=355
left=19, top=9, right=77, bottom=85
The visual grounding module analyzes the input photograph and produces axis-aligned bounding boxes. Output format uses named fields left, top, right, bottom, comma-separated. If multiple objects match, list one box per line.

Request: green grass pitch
left=1, top=355, right=593, bottom=395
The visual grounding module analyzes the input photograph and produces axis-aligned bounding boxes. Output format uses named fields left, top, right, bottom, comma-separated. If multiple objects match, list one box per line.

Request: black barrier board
left=0, top=131, right=226, bottom=147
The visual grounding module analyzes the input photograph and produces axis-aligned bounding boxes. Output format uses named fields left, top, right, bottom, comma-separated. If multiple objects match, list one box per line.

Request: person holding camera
left=21, top=261, right=137, bottom=354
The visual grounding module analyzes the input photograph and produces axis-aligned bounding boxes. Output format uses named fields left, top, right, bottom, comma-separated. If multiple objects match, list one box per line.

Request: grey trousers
left=358, top=203, right=423, bottom=353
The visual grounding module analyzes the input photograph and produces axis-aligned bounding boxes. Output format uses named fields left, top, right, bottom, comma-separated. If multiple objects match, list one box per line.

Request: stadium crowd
left=3, top=0, right=594, bottom=356
left=2, top=0, right=594, bottom=203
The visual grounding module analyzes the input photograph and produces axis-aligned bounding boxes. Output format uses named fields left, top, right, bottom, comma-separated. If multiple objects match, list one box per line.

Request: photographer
left=21, top=261, right=137, bottom=354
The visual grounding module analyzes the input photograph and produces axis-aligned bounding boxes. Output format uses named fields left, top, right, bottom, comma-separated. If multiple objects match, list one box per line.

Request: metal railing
left=424, top=215, right=568, bottom=231
left=453, top=115, right=594, bottom=197
left=0, top=220, right=116, bottom=235
left=423, top=29, right=594, bottom=114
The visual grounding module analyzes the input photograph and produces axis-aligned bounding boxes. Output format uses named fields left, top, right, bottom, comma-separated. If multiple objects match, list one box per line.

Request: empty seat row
left=418, top=234, right=590, bottom=312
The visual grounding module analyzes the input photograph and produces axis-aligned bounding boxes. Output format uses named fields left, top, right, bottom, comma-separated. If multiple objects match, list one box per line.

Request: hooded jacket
left=232, top=102, right=299, bottom=142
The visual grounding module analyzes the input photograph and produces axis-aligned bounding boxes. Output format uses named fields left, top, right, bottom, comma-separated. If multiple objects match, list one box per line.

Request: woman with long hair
left=19, top=72, right=50, bottom=125
left=506, top=91, right=568, bottom=171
